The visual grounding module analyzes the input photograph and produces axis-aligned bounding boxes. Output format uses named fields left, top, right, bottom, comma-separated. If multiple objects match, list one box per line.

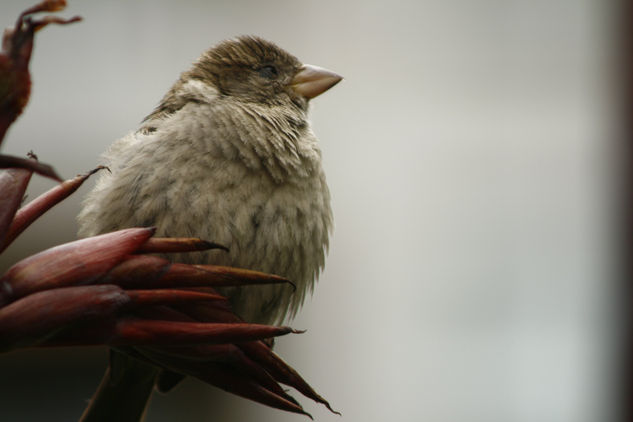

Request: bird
left=76, top=36, right=341, bottom=420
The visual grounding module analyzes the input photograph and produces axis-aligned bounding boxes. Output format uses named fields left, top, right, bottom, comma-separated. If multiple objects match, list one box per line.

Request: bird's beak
left=291, top=64, right=342, bottom=99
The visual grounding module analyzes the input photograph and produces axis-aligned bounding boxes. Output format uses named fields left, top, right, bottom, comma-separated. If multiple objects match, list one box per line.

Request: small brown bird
left=77, top=36, right=341, bottom=420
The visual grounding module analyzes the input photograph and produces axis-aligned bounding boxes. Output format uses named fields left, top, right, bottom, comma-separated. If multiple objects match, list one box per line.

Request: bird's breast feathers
left=78, top=95, right=331, bottom=323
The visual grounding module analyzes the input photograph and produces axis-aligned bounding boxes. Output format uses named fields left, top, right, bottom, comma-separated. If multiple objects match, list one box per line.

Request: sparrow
left=76, top=36, right=341, bottom=420
left=78, top=35, right=340, bottom=324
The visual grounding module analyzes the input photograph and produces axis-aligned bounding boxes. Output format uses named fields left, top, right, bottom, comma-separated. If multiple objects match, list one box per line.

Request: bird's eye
left=257, top=65, right=278, bottom=79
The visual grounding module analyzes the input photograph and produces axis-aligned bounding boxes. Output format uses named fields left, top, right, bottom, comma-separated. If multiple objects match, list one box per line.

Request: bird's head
left=189, top=36, right=342, bottom=110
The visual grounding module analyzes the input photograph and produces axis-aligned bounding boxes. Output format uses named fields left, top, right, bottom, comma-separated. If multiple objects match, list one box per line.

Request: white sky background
left=0, top=1, right=619, bottom=421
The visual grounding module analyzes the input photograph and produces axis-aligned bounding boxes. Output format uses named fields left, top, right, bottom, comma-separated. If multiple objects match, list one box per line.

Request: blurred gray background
left=0, top=0, right=618, bottom=421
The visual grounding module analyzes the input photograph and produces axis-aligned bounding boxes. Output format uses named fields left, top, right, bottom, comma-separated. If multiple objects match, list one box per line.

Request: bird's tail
left=79, top=351, right=161, bottom=422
